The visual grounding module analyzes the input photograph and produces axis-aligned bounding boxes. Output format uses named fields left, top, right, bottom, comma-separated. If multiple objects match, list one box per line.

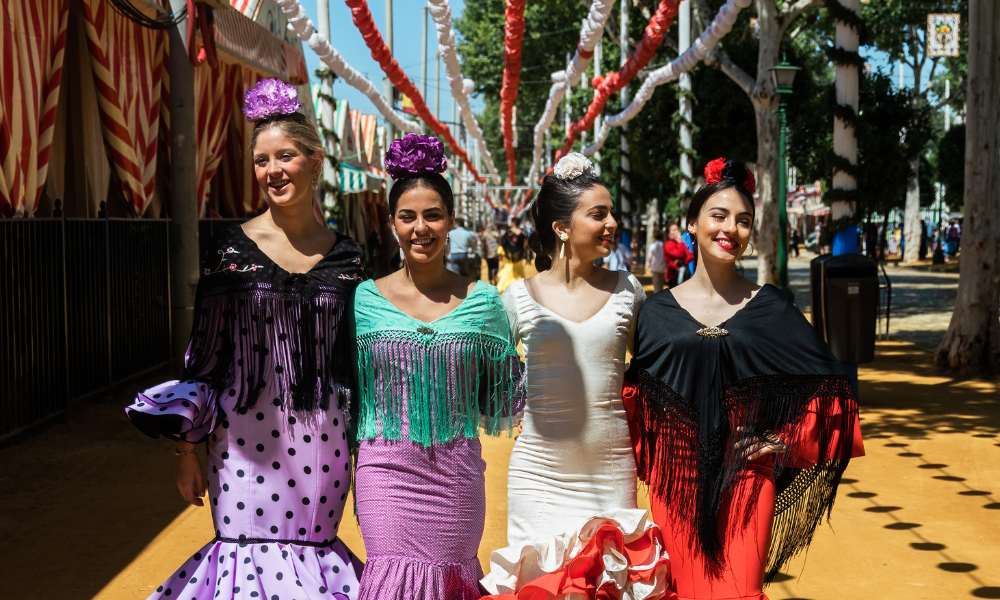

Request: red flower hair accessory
left=703, top=157, right=756, bottom=195
left=704, top=158, right=727, bottom=185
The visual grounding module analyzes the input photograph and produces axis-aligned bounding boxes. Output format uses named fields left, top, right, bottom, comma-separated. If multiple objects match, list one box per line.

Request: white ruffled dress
left=482, top=272, right=672, bottom=599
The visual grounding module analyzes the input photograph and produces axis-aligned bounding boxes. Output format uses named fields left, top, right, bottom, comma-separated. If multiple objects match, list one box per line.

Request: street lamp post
left=770, top=60, right=800, bottom=289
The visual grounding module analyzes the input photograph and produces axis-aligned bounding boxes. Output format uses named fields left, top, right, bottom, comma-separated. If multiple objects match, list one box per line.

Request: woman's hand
left=175, top=443, right=207, bottom=506
left=734, top=427, right=788, bottom=462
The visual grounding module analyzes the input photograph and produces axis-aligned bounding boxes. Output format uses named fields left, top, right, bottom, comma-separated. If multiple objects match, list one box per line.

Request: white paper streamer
left=426, top=0, right=500, bottom=181
left=583, top=0, right=752, bottom=155
left=275, top=0, right=422, bottom=135
left=526, top=0, right=616, bottom=184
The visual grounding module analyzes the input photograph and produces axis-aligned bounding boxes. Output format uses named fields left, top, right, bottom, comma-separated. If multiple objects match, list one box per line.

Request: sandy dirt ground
left=2, top=259, right=997, bottom=599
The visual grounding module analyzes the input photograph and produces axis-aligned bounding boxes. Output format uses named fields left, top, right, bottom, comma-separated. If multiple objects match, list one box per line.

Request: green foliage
left=854, top=72, right=929, bottom=216
left=457, top=0, right=683, bottom=217
left=937, top=124, right=964, bottom=206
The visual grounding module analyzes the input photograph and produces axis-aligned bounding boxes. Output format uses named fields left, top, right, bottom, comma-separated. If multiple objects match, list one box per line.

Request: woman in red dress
left=624, top=158, right=864, bottom=600
left=663, top=222, right=694, bottom=288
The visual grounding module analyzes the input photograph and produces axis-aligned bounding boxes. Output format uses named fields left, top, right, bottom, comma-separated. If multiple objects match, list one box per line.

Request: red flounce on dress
left=481, top=273, right=674, bottom=600
left=623, top=285, right=865, bottom=600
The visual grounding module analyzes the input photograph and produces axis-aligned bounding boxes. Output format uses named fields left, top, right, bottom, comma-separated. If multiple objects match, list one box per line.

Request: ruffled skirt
left=481, top=509, right=674, bottom=600
left=355, top=437, right=487, bottom=600
left=145, top=538, right=362, bottom=600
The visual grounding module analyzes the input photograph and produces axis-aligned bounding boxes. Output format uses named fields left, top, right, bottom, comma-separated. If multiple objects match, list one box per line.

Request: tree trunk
left=753, top=99, right=780, bottom=285
left=751, top=0, right=782, bottom=285
left=902, top=157, right=922, bottom=263
left=935, top=0, right=1000, bottom=375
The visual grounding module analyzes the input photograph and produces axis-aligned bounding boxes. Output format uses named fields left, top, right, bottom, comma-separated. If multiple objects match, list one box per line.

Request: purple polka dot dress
left=125, top=226, right=365, bottom=600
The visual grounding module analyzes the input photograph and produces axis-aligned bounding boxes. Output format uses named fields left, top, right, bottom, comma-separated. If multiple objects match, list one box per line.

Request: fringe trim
left=632, top=369, right=858, bottom=581
left=182, top=282, right=354, bottom=420
left=355, top=330, right=524, bottom=447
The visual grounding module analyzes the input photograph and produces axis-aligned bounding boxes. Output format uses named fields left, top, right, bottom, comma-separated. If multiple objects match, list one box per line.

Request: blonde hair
left=250, top=113, right=323, bottom=162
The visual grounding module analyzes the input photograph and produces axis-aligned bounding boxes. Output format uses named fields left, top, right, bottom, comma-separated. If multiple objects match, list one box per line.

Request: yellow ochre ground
left=1, top=340, right=998, bottom=599
left=2, top=257, right=998, bottom=599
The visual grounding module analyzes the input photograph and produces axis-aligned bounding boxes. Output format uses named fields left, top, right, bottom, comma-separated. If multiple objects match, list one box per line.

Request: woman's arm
left=174, top=441, right=207, bottom=506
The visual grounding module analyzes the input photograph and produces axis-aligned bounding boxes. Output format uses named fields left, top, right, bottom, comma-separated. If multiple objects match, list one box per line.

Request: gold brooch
left=696, top=326, right=729, bottom=338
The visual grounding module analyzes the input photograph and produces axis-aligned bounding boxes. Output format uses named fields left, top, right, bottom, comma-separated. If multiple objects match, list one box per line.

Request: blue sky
left=300, top=0, right=469, bottom=124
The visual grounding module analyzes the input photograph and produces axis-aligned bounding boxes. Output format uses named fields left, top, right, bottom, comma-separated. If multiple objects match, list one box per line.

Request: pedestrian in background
left=447, top=217, right=481, bottom=280
left=480, top=224, right=500, bottom=284
left=664, top=222, right=694, bottom=288
left=646, top=229, right=666, bottom=293
left=498, top=217, right=529, bottom=293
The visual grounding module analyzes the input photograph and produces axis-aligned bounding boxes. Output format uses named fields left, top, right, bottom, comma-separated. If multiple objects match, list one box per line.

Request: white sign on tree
left=927, top=13, right=961, bottom=57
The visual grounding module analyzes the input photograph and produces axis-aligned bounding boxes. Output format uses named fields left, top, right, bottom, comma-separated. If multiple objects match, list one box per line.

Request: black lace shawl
left=625, top=284, right=861, bottom=580
left=182, top=225, right=364, bottom=419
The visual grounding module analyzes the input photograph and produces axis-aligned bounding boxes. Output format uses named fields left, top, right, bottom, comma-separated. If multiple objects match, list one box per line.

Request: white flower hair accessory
left=552, top=152, right=595, bottom=180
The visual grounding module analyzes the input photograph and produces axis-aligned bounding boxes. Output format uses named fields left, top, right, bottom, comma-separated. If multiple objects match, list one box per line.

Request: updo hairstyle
left=529, top=168, right=604, bottom=271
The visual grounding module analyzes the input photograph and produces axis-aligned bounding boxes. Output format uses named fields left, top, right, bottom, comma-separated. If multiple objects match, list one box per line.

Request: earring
left=742, top=241, right=755, bottom=258
left=558, top=233, right=568, bottom=260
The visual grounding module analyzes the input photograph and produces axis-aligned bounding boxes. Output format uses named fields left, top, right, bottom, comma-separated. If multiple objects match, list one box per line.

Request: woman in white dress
left=481, top=153, right=670, bottom=599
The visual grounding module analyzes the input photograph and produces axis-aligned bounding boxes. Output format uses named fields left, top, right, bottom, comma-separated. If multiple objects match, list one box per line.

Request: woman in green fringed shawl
left=351, top=134, right=524, bottom=600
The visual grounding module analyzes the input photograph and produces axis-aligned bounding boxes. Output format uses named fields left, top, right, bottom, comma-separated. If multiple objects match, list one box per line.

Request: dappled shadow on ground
left=0, top=373, right=188, bottom=600
left=859, top=342, right=1000, bottom=440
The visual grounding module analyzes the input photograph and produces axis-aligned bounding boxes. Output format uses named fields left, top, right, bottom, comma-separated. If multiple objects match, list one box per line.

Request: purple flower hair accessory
left=384, top=133, right=448, bottom=180
left=243, top=78, right=301, bottom=121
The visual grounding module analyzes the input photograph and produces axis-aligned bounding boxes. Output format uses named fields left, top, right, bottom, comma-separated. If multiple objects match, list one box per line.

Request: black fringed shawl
left=625, top=284, right=862, bottom=581
left=183, top=225, right=364, bottom=420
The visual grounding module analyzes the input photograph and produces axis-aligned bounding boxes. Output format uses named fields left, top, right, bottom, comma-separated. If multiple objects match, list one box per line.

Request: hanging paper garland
left=276, top=0, right=420, bottom=135
left=525, top=0, right=616, bottom=185
left=555, top=0, right=679, bottom=161
left=583, top=0, right=752, bottom=156
left=344, top=0, right=483, bottom=182
left=426, top=0, right=499, bottom=180
left=500, top=0, right=526, bottom=184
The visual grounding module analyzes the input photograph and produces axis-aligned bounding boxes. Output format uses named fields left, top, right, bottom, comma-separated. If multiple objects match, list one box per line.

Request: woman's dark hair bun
left=530, top=170, right=604, bottom=271
left=686, top=158, right=755, bottom=224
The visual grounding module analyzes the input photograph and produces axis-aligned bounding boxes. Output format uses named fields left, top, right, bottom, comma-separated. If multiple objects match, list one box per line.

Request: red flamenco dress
left=623, top=285, right=864, bottom=600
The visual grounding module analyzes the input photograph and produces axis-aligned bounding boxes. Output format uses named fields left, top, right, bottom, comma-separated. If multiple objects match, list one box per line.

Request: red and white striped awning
left=213, top=0, right=307, bottom=83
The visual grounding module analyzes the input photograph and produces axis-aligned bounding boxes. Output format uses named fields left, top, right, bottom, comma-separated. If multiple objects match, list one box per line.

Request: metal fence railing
left=0, top=218, right=172, bottom=440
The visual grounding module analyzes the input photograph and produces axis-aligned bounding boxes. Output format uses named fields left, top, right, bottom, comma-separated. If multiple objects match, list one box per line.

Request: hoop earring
left=742, top=241, right=755, bottom=258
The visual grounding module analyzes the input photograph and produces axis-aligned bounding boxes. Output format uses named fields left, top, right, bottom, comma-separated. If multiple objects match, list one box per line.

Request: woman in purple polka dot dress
left=125, top=79, right=364, bottom=600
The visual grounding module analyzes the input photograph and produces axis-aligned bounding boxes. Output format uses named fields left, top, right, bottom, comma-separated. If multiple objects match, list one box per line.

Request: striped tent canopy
left=0, top=0, right=69, bottom=217
left=339, top=163, right=379, bottom=194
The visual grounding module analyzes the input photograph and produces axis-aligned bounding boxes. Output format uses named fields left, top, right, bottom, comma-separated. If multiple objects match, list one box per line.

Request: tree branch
left=779, top=0, right=822, bottom=36
left=928, top=57, right=940, bottom=85
left=691, top=0, right=756, bottom=97
left=705, top=47, right=757, bottom=96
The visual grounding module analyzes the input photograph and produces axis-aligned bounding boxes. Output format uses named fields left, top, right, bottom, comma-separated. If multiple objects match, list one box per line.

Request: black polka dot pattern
left=127, top=366, right=357, bottom=599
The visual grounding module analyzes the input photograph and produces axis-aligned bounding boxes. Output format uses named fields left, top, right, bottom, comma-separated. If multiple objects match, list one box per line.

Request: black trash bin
left=810, top=254, right=878, bottom=364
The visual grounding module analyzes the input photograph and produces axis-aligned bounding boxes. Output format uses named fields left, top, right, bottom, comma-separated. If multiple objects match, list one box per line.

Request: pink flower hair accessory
left=243, top=78, right=301, bottom=121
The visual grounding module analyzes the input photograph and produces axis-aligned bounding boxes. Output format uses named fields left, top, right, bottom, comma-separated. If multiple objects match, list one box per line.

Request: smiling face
left=252, top=127, right=319, bottom=209
left=688, top=187, right=754, bottom=265
left=393, top=184, right=454, bottom=265
left=552, top=183, right=617, bottom=263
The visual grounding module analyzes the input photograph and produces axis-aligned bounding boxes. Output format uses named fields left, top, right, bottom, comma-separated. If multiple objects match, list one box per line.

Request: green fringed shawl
left=353, top=279, right=524, bottom=447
